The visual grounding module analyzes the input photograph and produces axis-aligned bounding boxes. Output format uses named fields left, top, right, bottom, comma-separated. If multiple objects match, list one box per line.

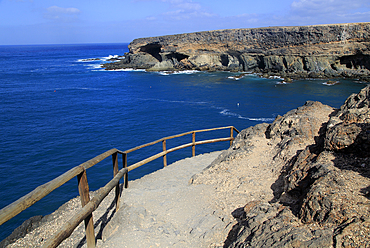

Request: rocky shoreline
left=209, top=85, right=370, bottom=247
left=2, top=85, right=370, bottom=247
left=102, top=23, right=370, bottom=81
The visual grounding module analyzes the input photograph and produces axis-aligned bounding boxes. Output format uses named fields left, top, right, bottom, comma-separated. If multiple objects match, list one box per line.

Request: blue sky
left=0, top=0, right=369, bottom=45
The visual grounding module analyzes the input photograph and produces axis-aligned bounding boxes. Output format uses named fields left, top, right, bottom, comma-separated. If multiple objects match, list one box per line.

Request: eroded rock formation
left=103, top=23, right=370, bottom=81
left=192, top=85, right=370, bottom=247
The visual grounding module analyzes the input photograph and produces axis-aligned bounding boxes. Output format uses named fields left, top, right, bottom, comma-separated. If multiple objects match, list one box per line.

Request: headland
left=103, top=23, right=370, bottom=81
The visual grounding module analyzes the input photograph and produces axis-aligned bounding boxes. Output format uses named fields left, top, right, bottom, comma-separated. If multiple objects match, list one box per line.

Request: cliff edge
left=103, top=23, right=370, bottom=81
left=191, top=85, right=370, bottom=247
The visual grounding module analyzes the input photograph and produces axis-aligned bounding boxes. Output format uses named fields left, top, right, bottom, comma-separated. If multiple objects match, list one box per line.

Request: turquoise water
left=0, top=43, right=367, bottom=239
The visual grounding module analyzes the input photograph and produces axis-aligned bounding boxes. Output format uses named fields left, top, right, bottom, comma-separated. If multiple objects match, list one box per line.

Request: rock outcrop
left=191, top=85, right=370, bottom=247
left=103, top=23, right=370, bottom=81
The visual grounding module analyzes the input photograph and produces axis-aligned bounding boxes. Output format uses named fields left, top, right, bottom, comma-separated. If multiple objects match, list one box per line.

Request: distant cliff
left=103, top=23, right=370, bottom=81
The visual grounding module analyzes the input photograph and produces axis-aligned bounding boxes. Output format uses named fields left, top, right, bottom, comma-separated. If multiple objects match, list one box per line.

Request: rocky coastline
left=2, top=85, right=370, bottom=247
left=102, top=23, right=370, bottom=81
left=195, top=85, right=370, bottom=247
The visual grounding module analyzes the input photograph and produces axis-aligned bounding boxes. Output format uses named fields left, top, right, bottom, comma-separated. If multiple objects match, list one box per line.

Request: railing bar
left=196, top=137, right=232, bottom=145
left=41, top=167, right=128, bottom=248
left=160, top=131, right=194, bottom=141
left=0, top=149, right=119, bottom=226
left=127, top=137, right=233, bottom=172
left=193, top=126, right=235, bottom=133
left=167, top=138, right=232, bottom=154
left=0, top=165, right=84, bottom=226
left=123, top=132, right=193, bottom=154
left=127, top=151, right=167, bottom=172
left=123, top=126, right=235, bottom=154
left=82, top=148, right=118, bottom=170
left=124, top=139, right=164, bottom=154
left=167, top=143, right=193, bottom=154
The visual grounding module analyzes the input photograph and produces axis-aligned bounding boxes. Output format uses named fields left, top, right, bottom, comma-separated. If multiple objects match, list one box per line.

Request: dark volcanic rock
left=103, top=23, right=370, bottom=80
left=223, top=85, right=370, bottom=247
left=325, top=86, right=370, bottom=156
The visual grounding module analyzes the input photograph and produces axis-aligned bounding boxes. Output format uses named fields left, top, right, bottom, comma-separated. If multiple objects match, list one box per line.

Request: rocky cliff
left=191, top=85, right=370, bottom=247
left=103, top=23, right=370, bottom=81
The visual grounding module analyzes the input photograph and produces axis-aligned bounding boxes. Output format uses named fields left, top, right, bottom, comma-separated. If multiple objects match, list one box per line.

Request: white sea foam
left=54, top=87, right=103, bottom=91
left=78, top=55, right=123, bottom=63
left=219, top=109, right=275, bottom=122
left=220, top=109, right=243, bottom=118
left=227, top=73, right=254, bottom=80
left=137, top=97, right=208, bottom=105
left=269, top=75, right=283, bottom=79
left=77, top=58, right=101, bottom=62
left=248, top=117, right=276, bottom=122
left=90, top=64, right=103, bottom=69
left=108, top=68, right=146, bottom=72
left=83, top=64, right=104, bottom=71
left=322, top=81, right=340, bottom=86
left=102, top=55, right=121, bottom=61
left=227, top=76, right=242, bottom=80
left=158, top=70, right=199, bottom=76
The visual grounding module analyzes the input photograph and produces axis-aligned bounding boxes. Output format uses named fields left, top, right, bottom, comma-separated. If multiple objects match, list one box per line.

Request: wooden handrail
left=123, top=126, right=239, bottom=154
left=0, top=126, right=240, bottom=248
left=0, top=148, right=118, bottom=226
left=41, top=167, right=129, bottom=248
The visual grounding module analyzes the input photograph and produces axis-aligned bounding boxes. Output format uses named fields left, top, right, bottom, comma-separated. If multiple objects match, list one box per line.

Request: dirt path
left=100, top=151, right=227, bottom=248
left=101, top=133, right=282, bottom=248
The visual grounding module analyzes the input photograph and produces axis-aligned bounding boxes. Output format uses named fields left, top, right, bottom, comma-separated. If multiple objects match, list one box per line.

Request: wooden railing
left=0, top=126, right=239, bottom=247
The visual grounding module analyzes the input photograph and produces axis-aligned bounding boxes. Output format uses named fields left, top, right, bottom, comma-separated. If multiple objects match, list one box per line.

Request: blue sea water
left=0, top=43, right=367, bottom=239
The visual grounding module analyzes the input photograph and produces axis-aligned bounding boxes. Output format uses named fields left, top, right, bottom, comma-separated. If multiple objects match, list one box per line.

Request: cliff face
left=103, top=23, right=370, bottom=80
left=191, top=85, right=370, bottom=247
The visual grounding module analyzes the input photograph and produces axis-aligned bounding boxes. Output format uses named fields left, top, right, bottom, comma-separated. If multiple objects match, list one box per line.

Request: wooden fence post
left=122, top=153, right=128, bottom=189
left=112, top=152, right=120, bottom=212
left=192, top=132, right=196, bottom=157
left=77, top=169, right=95, bottom=248
left=162, top=140, right=167, bottom=167
left=230, top=127, right=234, bottom=147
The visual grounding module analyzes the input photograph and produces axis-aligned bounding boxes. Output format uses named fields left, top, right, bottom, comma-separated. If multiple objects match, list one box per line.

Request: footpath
left=100, top=151, right=229, bottom=248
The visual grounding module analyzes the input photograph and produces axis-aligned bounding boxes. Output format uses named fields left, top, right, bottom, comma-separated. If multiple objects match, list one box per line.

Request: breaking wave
left=219, top=109, right=275, bottom=122
left=157, top=70, right=200, bottom=75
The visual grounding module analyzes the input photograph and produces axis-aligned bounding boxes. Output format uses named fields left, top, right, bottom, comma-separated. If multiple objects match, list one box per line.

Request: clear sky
left=0, top=0, right=369, bottom=45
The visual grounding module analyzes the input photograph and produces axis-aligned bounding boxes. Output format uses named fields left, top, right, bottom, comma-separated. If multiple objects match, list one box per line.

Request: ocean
left=0, top=43, right=367, bottom=239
